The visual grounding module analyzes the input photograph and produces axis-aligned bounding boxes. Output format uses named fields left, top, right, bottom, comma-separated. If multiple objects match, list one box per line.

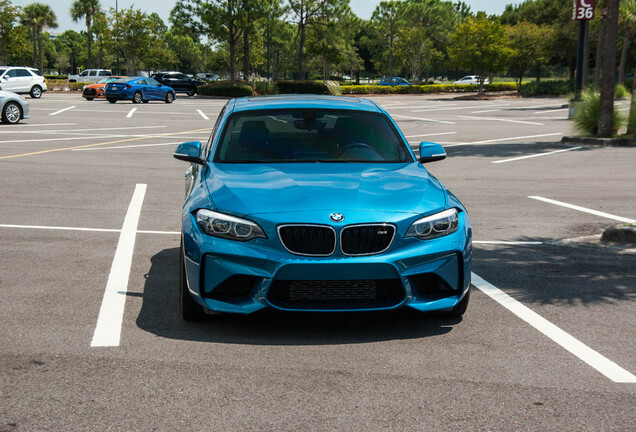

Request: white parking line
left=473, top=241, right=543, bottom=245
left=404, top=132, right=457, bottom=138
left=534, top=108, right=568, bottom=115
left=73, top=141, right=185, bottom=151
left=529, top=196, right=636, bottom=223
left=91, top=184, right=147, bottom=348
left=49, top=106, right=76, bottom=116
left=472, top=272, right=636, bottom=383
left=126, top=108, right=137, bottom=118
left=442, top=133, right=564, bottom=147
left=197, top=109, right=209, bottom=120
left=392, top=114, right=455, bottom=125
left=458, top=115, right=544, bottom=126
left=492, top=146, right=583, bottom=164
left=0, top=223, right=180, bottom=235
left=0, top=123, right=77, bottom=129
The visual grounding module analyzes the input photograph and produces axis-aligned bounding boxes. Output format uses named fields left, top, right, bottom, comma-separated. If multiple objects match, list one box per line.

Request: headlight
left=195, top=209, right=267, bottom=241
left=405, top=208, right=459, bottom=240
left=82, top=85, right=87, bottom=90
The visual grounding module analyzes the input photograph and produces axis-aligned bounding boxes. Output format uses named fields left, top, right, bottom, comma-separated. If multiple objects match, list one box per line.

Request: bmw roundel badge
left=330, top=213, right=344, bottom=223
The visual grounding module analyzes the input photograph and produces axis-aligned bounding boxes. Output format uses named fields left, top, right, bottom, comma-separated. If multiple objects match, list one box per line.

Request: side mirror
left=418, top=142, right=446, bottom=164
left=174, top=141, right=206, bottom=165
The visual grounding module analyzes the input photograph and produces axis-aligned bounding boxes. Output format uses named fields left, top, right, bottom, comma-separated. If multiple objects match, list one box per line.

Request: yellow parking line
left=0, top=128, right=211, bottom=160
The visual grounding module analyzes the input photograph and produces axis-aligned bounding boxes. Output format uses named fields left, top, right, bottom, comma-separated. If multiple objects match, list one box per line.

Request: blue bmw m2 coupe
left=174, top=95, right=471, bottom=320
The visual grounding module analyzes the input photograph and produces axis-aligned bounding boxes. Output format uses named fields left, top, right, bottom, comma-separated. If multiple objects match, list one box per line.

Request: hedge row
left=197, top=82, right=254, bottom=97
left=520, top=79, right=574, bottom=97
left=341, top=82, right=518, bottom=95
left=47, top=79, right=89, bottom=91
left=275, top=80, right=341, bottom=95
left=44, top=74, right=68, bottom=80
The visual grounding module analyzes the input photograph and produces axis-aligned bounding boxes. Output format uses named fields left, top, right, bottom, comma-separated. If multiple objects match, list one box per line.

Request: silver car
left=0, top=86, right=30, bottom=124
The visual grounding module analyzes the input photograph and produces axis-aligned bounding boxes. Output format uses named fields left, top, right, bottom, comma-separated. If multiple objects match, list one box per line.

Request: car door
left=165, top=74, right=184, bottom=92
left=146, top=78, right=163, bottom=100
left=0, top=69, right=18, bottom=92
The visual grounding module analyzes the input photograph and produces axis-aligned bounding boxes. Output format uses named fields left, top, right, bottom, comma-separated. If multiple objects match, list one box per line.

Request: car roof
left=229, top=95, right=382, bottom=114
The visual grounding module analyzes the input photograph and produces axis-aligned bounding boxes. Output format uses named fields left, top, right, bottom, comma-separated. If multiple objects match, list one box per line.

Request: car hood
left=204, top=163, right=447, bottom=217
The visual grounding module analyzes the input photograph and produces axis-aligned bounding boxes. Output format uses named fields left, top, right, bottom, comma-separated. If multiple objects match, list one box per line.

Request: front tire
left=2, top=102, right=22, bottom=124
left=85, top=97, right=94, bottom=101
left=132, top=91, right=143, bottom=104
left=180, top=241, right=205, bottom=321
left=107, top=98, right=117, bottom=103
left=30, top=85, right=42, bottom=98
left=165, top=92, right=174, bottom=104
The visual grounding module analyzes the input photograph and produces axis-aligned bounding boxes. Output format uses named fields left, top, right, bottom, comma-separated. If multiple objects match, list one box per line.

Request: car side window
left=138, top=79, right=147, bottom=85
left=16, top=69, right=31, bottom=77
left=147, top=78, right=160, bottom=86
left=205, top=104, right=227, bottom=158
left=6, top=69, right=18, bottom=78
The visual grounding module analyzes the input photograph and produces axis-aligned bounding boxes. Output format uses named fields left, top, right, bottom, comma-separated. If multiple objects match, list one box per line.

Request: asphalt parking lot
left=0, top=92, right=634, bottom=431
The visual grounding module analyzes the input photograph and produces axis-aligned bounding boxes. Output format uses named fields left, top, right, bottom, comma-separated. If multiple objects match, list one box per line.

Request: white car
left=68, top=69, right=112, bottom=83
left=0, top=66, right=47, bottom=98
left=454, top=75, right=480, bottom=85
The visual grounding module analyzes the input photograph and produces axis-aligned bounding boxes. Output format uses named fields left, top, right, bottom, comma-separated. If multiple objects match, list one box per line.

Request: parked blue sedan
left=104, top=77, right=175, bottom=104
left=379, top=77, right=412, bottom=86
left=173, top=95, right=471, bottom=321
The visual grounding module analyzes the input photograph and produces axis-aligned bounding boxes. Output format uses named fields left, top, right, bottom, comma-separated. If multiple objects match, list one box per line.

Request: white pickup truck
left=68, top=69, right=112, bottom=83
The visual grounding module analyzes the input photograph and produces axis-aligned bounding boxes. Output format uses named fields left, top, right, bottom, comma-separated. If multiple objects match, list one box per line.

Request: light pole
left=115, top=0, right=120, bottom=75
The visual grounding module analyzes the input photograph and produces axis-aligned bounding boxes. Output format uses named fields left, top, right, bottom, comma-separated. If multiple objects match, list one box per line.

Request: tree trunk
left=628, top=64, right=636, bottom=135
left=299, top=23, right=306, bottom=80
left=243, top=29, right=249, bottom=81
left=618, top=25, right=631, bottom=85
left=230, top=40, right=236, bottom=82
left=31, top=25, right=37, bottom=68
left=582, top=20, right=590, bottom=88
left=598, top=0, right=620, bottom=137
left=37, top=29, right=43, bottom=73
left=388, top=35, right=393, bottom=76
left=98, top=39, right=104, bottom=68
left=86, top=16, right=92, bottom=69
left=594, top=13, right=605, bottom=89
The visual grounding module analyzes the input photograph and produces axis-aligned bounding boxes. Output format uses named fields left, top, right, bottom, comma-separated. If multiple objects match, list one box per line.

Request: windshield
left=98, top=77, right=119, bottom=84
left=214, top=109, right=412, bottom=163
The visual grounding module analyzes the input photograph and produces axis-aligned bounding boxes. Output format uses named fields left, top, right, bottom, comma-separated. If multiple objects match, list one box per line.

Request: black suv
left=150, top=72, right=205, bottom=96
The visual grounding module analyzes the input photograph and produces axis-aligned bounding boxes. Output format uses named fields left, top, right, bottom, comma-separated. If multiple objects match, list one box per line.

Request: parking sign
left=573, top=0, right=595, bottom=20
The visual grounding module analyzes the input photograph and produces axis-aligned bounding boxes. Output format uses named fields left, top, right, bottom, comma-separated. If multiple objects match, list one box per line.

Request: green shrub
left=197, top=81, right=253, bottom=97
left=573, top=89, right=625, bottom=136
left=520, top=79, right=573, bottom=96
left=44, top=74, right=67, bottom=80
left=251, top=80, right=278, bottom=95
left=614, top=84, right=627, bottom=99
left=339, top=82, right=517, bottom=95
left=276, top=80, right=333, bottom=95
left=46, top=79, right=88, bottom=91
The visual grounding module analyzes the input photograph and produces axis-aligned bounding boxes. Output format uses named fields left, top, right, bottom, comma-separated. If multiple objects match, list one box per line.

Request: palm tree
left=21, top=3, right=57, bottom=72
left=70, top=0, right=100, bottom=69
left=618, top=0, right=636, bottom=84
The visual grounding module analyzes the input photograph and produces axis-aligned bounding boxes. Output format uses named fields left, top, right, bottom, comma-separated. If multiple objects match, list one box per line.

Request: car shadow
left=135, top=247, right=458, bottom=345
left=443, top=142, right=591, bottom=160
left=473, top=237, right=636, bottom=306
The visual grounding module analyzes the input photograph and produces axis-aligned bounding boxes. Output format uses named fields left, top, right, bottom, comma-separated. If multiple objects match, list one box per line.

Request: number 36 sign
left=573, top=0, right=595, bottom=20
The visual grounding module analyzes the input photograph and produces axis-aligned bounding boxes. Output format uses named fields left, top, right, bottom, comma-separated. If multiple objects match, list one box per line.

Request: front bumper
left=183, top=211, right=471, bottom=314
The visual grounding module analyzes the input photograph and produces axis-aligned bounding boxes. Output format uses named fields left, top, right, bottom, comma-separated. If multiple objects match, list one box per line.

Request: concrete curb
left=562, top=136, right=636, bottom=147
left=601, top=225, right=636, bottom=244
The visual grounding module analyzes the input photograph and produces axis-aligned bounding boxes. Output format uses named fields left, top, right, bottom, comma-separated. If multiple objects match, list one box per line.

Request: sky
left=11, top=0, right=515, bottom=33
